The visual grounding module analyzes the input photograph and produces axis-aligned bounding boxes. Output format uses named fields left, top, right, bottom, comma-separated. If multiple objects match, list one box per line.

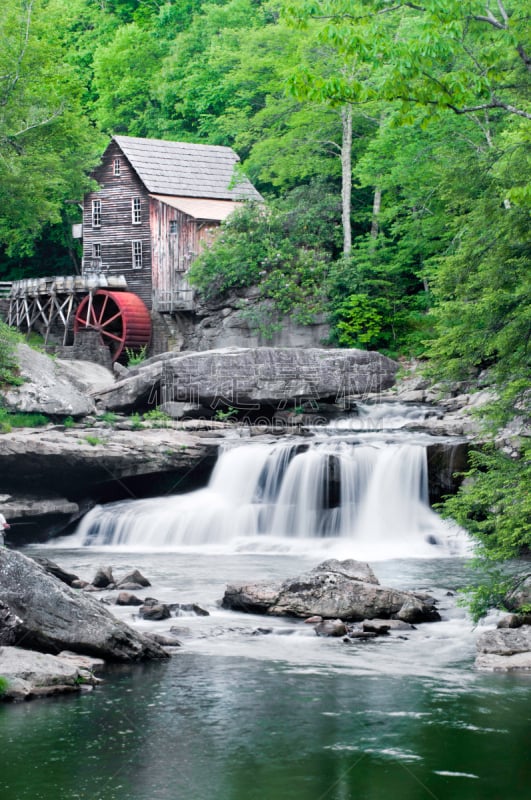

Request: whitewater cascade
left=70, top=407, right=470, bottom=559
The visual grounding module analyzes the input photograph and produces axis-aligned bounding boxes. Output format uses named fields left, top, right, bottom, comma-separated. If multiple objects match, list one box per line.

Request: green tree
left=0, top=0, right=101, bottom=257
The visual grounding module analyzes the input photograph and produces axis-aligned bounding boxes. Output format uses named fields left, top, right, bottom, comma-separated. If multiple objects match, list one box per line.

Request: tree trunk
left=371, top=185, right=382, bottom=238
left=341, top=104, right=352, bottom=256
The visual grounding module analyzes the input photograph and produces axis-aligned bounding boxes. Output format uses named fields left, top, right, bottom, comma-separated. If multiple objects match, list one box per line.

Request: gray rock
left=476, top=627, right=531, bottom=656
left=222, top=560, right=440, bottom=622
left=0, top=646, right=103, bottom=701
left=362, top=618, right=414, bottom=632
left=312, top=559, right=379, bottom=585
left=396, top=598, right=440, bottom=624
left=2, top=344, right=108, bottom=416
left=475, top=652, right=531, bottom=672
left=314, top=619, right=347, bottom=637
left=0, top=549, right=168, bottom=661
left=139, top=604, right=171, bottom=621
left=71, top=579, right=89, bottom=589
left=117, top=569, right=151, bottom=588
left=170, top=603, right=210, bottom=617
left=115, top=592, right=144, bottom=606
left=91, top=566, right=114, bottom=588
left=32, top=557, right=79, bottom=587
left=0, top=426, right=214, bottom=500
left=95, top=347, right=398, bottom=413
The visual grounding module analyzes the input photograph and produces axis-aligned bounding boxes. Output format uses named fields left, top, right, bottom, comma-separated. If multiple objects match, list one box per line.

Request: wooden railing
left=0, top=281, right=12, bottom=298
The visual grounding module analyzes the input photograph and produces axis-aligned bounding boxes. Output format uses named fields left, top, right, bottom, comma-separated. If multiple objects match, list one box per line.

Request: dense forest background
left=1, top=0, right=529, bottom=608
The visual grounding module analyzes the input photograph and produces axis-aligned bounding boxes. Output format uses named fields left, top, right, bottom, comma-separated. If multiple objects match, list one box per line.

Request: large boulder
left=95, top=347, right=399, bottom=413
left=475, top=626, right=531, bottom=672
left=2, top=344, right=113, bottom=416
left=221, top=560, right=440, bottom=622
left=0, top=548, right=168, bottom=661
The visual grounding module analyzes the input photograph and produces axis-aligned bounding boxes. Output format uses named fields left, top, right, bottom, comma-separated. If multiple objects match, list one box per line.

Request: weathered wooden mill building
left=81, top=135, right=262, bottom=311
left=7, top=136, right=262, bottom=361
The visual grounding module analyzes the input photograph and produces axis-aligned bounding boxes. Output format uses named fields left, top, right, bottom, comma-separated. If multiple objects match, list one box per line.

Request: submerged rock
left=314, top=619, right=347, bottom=637
left=0, top=549, right=168, bottom=662
left=222, top=559, right=440, bottom=622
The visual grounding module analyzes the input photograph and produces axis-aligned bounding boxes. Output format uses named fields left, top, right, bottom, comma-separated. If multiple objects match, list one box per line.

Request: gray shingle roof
left=113, top=135, right=262, bottom=201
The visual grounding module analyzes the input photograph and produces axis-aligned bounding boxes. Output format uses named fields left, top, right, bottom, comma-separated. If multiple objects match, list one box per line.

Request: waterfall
left=69, top=436, right=470, bottom=559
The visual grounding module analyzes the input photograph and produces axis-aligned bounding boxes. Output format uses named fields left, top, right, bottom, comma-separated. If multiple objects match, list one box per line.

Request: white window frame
left=132, top=197, right=142, bottom=225
left=132, top=240, right=142, bottom=269
left=91, top=199, right=101, bottom=228
left=92, top=243, right=101, bottom=258
left=169, top=220, right=178, bottom=234
left=113, top=158, right=121, bottom=176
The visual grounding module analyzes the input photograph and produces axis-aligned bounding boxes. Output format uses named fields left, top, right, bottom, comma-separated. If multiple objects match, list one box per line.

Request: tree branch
left=0, top=0, right=34, bottom=108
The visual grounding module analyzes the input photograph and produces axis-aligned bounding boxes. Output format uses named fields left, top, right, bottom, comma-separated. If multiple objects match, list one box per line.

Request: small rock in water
left=362, top=618, right=414, bottom=633
left=171, top=603, right=210, bottom=617
left=115, top=592, right=144, bottom=607
left=91, top=566, right=114, bottom=589
left=253, top=627, right=274, bottom=636
left=117, top=569, right=151, bottom=588
left=304, top=616, right=323, bottom=624
left=396, top=599, right=441, bottom=623
left=315, top=619, right=347, bottom=637
left=139, top=604, right=171, bottom=621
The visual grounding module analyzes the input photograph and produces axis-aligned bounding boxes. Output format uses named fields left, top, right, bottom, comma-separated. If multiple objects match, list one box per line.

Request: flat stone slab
left=0, top=646, right=102, bottom=701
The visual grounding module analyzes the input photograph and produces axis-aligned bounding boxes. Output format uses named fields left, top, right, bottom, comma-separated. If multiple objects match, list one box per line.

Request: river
left=1, top=405, right=529, bottom=799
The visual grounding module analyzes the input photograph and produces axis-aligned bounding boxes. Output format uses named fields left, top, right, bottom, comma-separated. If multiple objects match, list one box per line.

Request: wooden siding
left=83, top=140, right=153, bottom=308
left=150, top=197, right=219, bottom=309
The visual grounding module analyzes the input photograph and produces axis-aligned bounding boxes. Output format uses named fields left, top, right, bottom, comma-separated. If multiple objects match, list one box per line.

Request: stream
left=1, top=404, right=530, bottom=799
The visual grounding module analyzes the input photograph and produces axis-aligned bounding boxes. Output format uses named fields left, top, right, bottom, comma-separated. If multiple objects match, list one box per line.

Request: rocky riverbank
left=0, top=548, right=170, bottom=701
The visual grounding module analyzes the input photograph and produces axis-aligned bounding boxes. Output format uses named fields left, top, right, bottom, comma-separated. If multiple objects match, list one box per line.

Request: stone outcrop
left=475, top=626, right=531, bottom=672
left=2, top=344, right=113, bottom=417
left=0, top=646, right=104, bottom=701
left=221, top=559, right=441, bottom=622
left=94, top=347, right=399, bottom=413
left=0, top=548, right=168, bottom=661
left=0, top=425, right=216, bottom=499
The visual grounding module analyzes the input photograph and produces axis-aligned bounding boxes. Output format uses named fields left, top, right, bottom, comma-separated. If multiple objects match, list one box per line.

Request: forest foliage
left=0, top=0, right=529, bottom=610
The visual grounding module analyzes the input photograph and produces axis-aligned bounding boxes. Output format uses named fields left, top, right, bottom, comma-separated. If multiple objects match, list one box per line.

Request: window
left=169, top=220, right=178, bottom=234
left=92, top=199, right=101, bottom=228
left=113, top=158, right=121, bottom=176
left=132, top=197, right=141, bottom=224
left=132, top=240, right=142, bottom=269
left=92, top=243, right=101, bottom=258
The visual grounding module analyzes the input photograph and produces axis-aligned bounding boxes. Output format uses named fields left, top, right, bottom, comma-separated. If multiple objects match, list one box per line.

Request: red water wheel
left=74, top=290, right=151, bottom=362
